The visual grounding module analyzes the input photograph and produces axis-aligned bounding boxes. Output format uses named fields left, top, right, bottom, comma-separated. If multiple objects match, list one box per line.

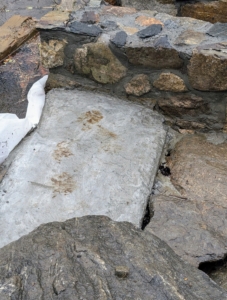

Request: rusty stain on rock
left=53, top=141, right=73, bottom=162
left=51, top=172, right=76, bottom=195
left=78, top=110, right=103, bottom=130
left=97, top=125, right=117, bottom=139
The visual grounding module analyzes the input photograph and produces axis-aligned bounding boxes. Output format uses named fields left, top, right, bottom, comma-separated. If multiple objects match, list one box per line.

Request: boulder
left=0, top=216, right=226, bottom=299
left=0, top=88, right=166, bottom=248
left=147, top=134, right=227, bottom=266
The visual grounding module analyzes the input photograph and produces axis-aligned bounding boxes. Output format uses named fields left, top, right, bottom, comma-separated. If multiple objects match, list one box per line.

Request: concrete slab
left=0, top=89, right=166, bottom=248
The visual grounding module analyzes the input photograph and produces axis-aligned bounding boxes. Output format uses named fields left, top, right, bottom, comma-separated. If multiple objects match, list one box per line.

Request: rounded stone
left=153, top=73, right=187, bottom=92
left=125, top=74, right=151, bottom=96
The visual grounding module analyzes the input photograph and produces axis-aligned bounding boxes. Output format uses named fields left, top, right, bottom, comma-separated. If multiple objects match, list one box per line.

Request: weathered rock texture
left=0, top=88, right=166, bottom=248
left=0, top=216, right=226, bottom=300
left=0, top=15, right=36, bottom=61
left=74, top=43, right=127, bottom=83
left=147, top=134, right=227, bottom=267
left=181, top=0, right=227, bottom=23
left=124, top=74, right=151, bottom=96
left=0, top=34, right=48, bottom=117
left=36, top=8, right=227, bottom=130
left=153, top=73, right=187, bottom=92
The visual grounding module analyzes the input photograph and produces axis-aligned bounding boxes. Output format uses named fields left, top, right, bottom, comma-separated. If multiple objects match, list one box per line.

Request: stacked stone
left=36, top=6, right=227, bottom=131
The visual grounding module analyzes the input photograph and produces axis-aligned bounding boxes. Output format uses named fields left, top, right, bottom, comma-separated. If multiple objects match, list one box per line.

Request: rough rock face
left=188, top=45, right=227, bottom=91
left=121, top=0, right=177, bottom=16
left=39, top=39, right=67, bottom=68
left=0, top=88, right=166, bottom=248
left=0, top=216, right=226, bottom=300
left=181, top=1, right=227, bottom=23
left=74, top=43, right=127, bottom=83
left=158, top=94, right=208, bottom=118
left=124, top=74, right=151, bottom=96
left=153, top=73, right=187, bottom=92
left=0, top=15, right=36, bottom=61
left=147, top=134, right=227, bottom=266
left=126, top=47, right=183, bottom=69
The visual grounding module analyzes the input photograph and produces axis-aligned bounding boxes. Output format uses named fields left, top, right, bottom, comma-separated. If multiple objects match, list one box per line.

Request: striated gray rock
left=0, top=88, right=166, bottom=248
left=0, top=216, right=226, bottom=300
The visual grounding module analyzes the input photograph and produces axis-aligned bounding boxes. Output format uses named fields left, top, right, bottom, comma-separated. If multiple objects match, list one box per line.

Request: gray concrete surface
left=0, top=89, right=166, bottom=248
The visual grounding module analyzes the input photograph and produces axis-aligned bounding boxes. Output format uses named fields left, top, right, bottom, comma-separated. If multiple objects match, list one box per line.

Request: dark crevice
left=198, top=254, right=227, bottom=275
left=141, top=203, right=151, bottom=230
left=159, top=164, right=171, bottom=176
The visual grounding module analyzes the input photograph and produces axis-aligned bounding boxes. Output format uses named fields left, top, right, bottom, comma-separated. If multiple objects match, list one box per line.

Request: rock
left=74, top=42, right=127, bottom=83
left=111, top=31, right=127, bottom=47
left=125, top=74, right=151, bottom=96
left=126, top=46, right=183, bottom=69
left=121, top=0, right=177, bottom=16
left=80, top=11, right=100, bottom=24
left=0, top=34, right=48, bottom=118
left=46, top=73, right=82, bottom=90
left=135, top=16, right=163, bottom=26
left=39, top=39, right=67, bottom=68
left=0, top=15, right=36, bottom=61
left=158, top=94, right=207, bottom=117
left=36, top=10, right=70, bottom=30
left=0, top=89, right=166, bottom=247
left=147, top=134, right=227, bottom=266
left=115, top=266, right=129, bottom=278
left=137, top=24, right=162, bottom=39
left=101, top=6, right=137, bottom=17
left=153, top=73, right=187, bottom=92
left=188, top=45, right=227, bottom=91
left=181, top=1, right=227, bottom=23
left=69, top=21, right=102, bottom=37
left=174, top=30, right=206, bottom=46
left=0, top=216, right=226, bottom=299
left=207, top=23, right=227, bottom=39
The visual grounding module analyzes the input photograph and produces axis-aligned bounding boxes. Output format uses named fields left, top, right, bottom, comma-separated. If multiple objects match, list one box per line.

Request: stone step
left=0, top=88, right=167, bottom=248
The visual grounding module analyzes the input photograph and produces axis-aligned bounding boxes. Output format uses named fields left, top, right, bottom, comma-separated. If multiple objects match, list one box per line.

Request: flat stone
left=121, top=0, right=177, bottom=16
left=147, top=134, right=227, bottom=266
left=158, top=94, right=208, bottom=118
left=111, top=31, right=127, bottom=47
left=101, top=6, right=137, bottom=17
left=39, top=39, right=67, bottom=68
left=137, top=24, right=162, bottom=39
left=135, top=16, right=163, bottom=27
left=74, top=42, right=127, bottom=84
left=69, top=21, right=102, bottom=37
left=181, top=1, right=227, bottom=23
left=0, top=15, right=36, bottom=62
left=0, top=89, right=166, bottom=248
left=125, top=74, right=151, bottom=96
left=126, top=46, right=183, bottom=69
left=0, top=216, right=226, bottom=299
left=153, top=73, right=187, bottom=92
left=120, top=26, right=138, bottom=35
left=207, top=23, right=227, bottom=39
left=153, top=35, right=171, bottom=48
left=188, top=46, right=227, bottom=91
left=36, top=10, right=70, bottom=30
left=175, top=30, right=206, bottom=46
left=80, top=11, right=100, bottom=24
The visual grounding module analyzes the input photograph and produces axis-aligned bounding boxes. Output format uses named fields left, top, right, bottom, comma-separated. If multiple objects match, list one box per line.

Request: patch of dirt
left=51, top=172, right=76, bottom=195
left=53, top=141, right=73, bottom=162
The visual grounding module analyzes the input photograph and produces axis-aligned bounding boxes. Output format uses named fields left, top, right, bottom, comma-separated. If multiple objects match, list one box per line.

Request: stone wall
left=37, top=8, right=227, bottom=131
